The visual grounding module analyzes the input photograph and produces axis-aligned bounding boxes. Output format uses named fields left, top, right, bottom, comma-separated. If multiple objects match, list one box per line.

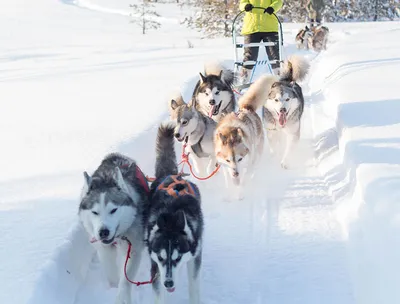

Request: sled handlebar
left=232, top=7, right=283, bottom=46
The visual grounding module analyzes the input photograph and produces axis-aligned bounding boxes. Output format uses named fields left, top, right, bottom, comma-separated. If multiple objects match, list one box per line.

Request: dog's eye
left=175, top=255, right=182, bottom=262
left=215, top=91, right=220, bottom=95
left=238, top=157, right=243, bottom=162
left=182, top=120, right=188, bottom=126
left=275, top=99, right=279, bottom=102
left=110, top=208, right=118, bottom=214
left=92, top=211, right=98, bottom=215
left=205, top=92, right=209, bottom=96
left=286, top=98, right=290, bottom=102
left=157, top=255, right=164, bottom=262
left=226, top=159, right=230, bottom=163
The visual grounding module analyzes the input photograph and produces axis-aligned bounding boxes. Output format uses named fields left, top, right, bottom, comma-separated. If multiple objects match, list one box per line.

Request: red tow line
left=178, top=143, right=220, bottom=181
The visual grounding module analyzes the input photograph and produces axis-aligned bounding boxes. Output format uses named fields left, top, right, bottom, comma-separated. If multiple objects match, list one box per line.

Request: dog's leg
left=187, top=254, right=202, bottom=304
left=267, top=129, right=280, bottom=157
left=115, top=240, right=143, bottom=304
left=281, top=125, right=300, bottom=169
left=96, top=244, right=119, bottom=288
left=151, top=261, right=165, bottom=304
left=191, top=154, right=207, bottom=177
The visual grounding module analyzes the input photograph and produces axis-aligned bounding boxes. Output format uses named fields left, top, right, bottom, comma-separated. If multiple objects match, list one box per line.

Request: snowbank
left=309, top=21, right=400, bottom=304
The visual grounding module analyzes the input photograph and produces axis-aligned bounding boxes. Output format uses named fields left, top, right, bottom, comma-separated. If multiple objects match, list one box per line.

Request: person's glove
left=264, top=7, right=274, bottom=14
left=244, top=4, right=254, bottom=12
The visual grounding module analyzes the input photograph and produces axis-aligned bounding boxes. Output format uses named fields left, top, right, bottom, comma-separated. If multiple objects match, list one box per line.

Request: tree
left=183, top=0, right=241, bottom=38
left=129, top=1, right=161, bottom=34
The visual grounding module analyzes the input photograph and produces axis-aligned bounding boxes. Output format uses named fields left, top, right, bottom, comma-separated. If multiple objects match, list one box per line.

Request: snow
left=0, top=0, right=399, bottom=303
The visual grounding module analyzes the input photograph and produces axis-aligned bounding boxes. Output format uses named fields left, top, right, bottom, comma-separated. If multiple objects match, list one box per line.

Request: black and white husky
left=145, top=124, right=203, bottom=304
left=190, top=62, right=236, bottom=122
left=79, top=153, right=149, bottom=304
left=263, top=55, right=310, bottom=169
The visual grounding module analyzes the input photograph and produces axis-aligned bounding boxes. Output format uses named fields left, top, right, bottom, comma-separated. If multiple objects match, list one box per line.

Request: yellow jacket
left=239, top=0, right=283, bottom=35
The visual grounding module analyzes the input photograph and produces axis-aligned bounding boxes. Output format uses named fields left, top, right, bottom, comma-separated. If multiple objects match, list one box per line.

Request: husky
left=145, top=124, right=203, bottom=304
left=169, top=93, right=217, bottom=177
left=295, top=26, right=313, bottom=50
left=214, top=74, right=276, bottom=199
left=311, top=25, right=329, bottom=52
left=190, top=62, right=236, bottom=123
left=79, top=153, right=149, bottom=304
left=263, top=55, right=310, bottom=169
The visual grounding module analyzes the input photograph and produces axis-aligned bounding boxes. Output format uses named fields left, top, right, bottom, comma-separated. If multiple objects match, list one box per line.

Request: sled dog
left=169, top=93, right=217, bottom=177
left=263, top=55, right=310, bottom=168
left=214, top=74, right=276, bottom=199
left=190, top=62, right=236, bottom=122
left=311, top=25, right=329, bottom=52
left=145, top=124, right=204, bottom=304
left=295, top=26, right=313, bottom=50
left=79, top=153, right=149, bottom=304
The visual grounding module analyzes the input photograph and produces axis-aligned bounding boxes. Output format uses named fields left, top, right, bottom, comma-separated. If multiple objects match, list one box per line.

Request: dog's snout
left=99, top=228, right=110, bottom=239
left=209, top=99, right=216, bottom=105
left=233, top=171, right=239, bottom=177
left=164, top=280, right=174, bottom=289
left=174, top=133, right=180, bottom=138
left=280, top=107, right=287, bottom=113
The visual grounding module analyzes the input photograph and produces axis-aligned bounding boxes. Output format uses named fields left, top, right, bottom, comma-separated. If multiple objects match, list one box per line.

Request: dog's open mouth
left=167, top=287, right=175, bottom=293
left=277, top=111, right=287, bottom=127
left=101, top=237, right=115, bottom=245
left=177, top=133, right=188, bottom=143
left=209, top=102, right=222, bottom=117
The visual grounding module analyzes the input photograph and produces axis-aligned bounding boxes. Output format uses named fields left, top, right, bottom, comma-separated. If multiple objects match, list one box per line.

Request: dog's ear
left=175, top=210, right=185, bottom=231
left=218, top=132, right=227, bottom=144
left=199, top=72, right=206, bottom=83
left=83, top=171, right=92, bottom=187
left=170, top=99, right=179, bottom=110
left=114, top=167, right=129, bottom=194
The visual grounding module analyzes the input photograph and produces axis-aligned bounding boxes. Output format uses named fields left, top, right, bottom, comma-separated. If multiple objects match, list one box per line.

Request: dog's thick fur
left=263, top=55, right=310, bottom=168
left=145, top=124, right=204, bottom=304
left=311, top=25, right=329, bottom=52
left=214, top=74, right=276, bottom=199
left=169, top=94, right=217, bottom=177
left=79, top=153, right=148, bottom=304
left=190, top=62, right=236, bottom=123
left=295, top=26, right=313, bottom=50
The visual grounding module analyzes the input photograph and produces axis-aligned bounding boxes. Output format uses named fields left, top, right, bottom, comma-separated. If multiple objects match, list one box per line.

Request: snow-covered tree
left=129, top=1, right=161, bottom=34
left=183, top=0, right=241, bottom=38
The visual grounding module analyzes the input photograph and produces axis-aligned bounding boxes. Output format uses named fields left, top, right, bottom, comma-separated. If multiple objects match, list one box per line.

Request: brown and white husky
left=214, top=75, right=276, bottom=199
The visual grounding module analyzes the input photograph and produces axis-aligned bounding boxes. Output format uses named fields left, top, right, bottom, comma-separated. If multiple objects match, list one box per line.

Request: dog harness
left=157, top=175, right=199, bottom=199
left=190, top=134, right=209, bottom=158
left=118, top=161, right=150, bottom=194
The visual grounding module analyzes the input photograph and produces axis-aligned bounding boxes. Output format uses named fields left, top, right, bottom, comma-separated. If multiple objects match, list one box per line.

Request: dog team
left=295, top=24, right=329, bottom=52
left=78, top=54, right=310, bottom=304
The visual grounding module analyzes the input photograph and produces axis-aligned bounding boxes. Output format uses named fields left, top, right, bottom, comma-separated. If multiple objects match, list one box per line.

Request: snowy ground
left=1, top=0, right=400, bottom=303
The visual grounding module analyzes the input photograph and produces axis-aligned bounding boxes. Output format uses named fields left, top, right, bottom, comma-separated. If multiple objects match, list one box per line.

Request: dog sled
left=231, top=6, right=284, bottom=93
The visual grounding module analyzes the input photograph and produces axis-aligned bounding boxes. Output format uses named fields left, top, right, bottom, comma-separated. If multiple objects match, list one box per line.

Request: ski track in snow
left=3, top=0, right=360, bottom=303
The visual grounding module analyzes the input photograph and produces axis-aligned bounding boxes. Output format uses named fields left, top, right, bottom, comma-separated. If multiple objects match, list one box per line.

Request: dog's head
left=215, top=127, right=249, bottom=184
left=148, top=208, right=194, bottom=292
left=171, top=103, right=199, bottom=142
left=197, top=73, right=232, bottom=117
left=79, top=168, right=137, bottom=245
left=265, top=82, right=300, bottom=127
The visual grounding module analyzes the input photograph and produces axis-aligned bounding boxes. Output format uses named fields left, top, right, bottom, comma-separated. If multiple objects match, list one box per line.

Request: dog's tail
left=279, top=55, right=310, bottom=83
left=155, top=123, right=178, bottom=179
left=204, top=61, right=235, bottom=86
left=238, top=75, right=277, bottom=111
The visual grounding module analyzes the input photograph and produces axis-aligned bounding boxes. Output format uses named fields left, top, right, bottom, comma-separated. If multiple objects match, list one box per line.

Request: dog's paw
left=281, top=162, right=288, bottom=170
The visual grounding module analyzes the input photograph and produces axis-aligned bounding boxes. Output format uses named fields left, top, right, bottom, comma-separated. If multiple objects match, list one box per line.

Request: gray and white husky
left=263, top=55, right=310, bottom=169
left=169, top=93, right=217, bottom=177
left=79, top=153, right=149, bottom=304
left=190, top=62, right=236, bottom=122
left=145, top=124, right=203, bottom=304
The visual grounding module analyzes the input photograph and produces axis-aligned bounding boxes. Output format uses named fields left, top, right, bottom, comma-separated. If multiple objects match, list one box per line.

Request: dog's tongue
left=278, top=112, right=287, bottom=126
left=167, top=287, right=175, bottom=293
left=209, top=105, right=215, bottom=118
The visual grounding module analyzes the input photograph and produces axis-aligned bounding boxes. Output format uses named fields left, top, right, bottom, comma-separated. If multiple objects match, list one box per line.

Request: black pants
left=243, top=32, right=280, bottom=70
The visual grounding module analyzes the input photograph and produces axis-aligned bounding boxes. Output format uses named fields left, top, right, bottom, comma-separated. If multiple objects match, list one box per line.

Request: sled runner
left=231, top=7, right=284, bottom=92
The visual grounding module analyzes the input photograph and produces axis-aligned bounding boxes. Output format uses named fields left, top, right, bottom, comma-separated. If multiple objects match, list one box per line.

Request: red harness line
left=89, top=237, right=156, bottom=286
left=178, top=143, right=220, bottom=181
